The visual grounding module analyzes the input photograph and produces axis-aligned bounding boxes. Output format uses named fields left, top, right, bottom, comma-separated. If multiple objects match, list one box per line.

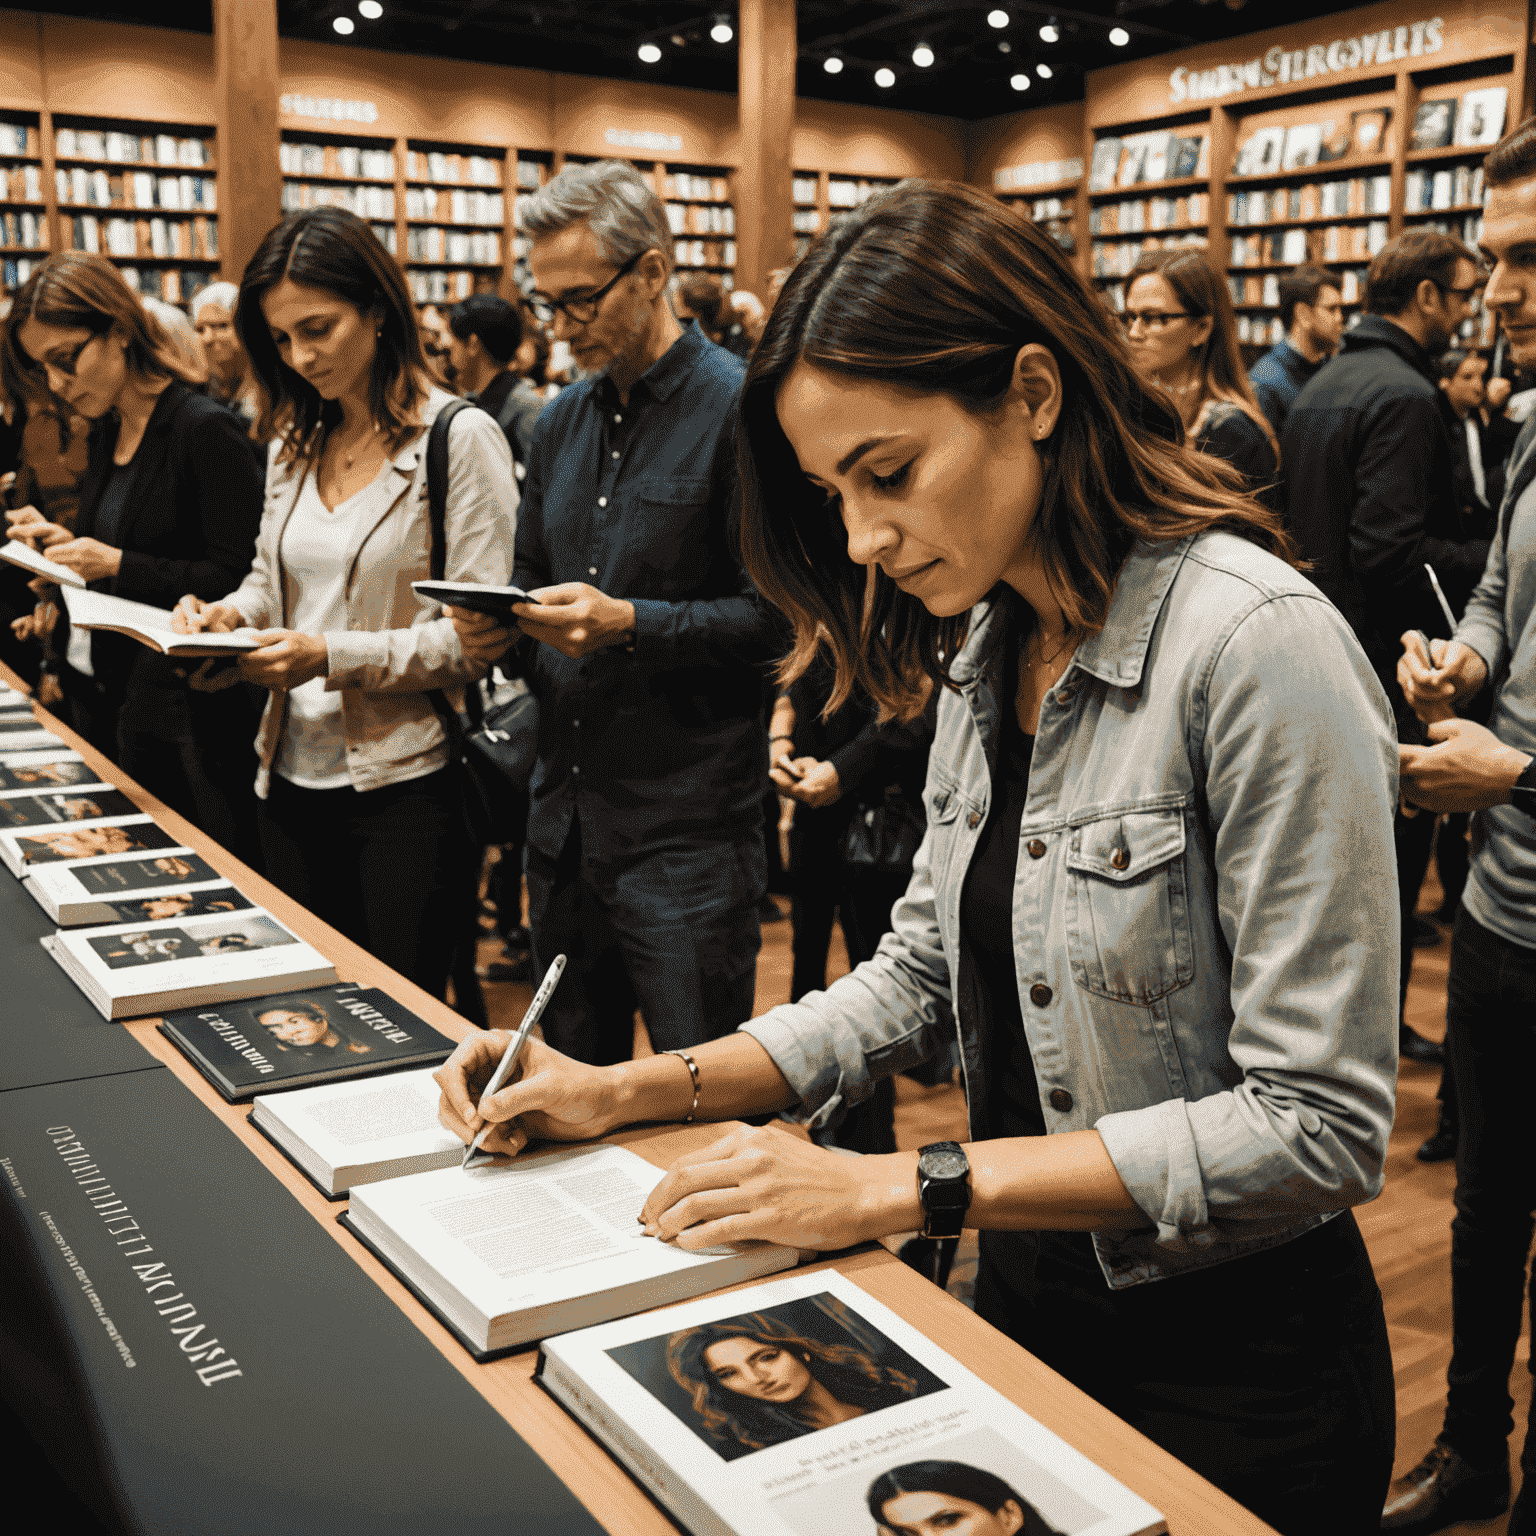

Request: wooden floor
left=479, top=873, right=1532, bottom=1526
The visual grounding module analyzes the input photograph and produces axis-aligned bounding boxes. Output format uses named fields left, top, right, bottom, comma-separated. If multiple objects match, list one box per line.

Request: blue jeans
left=525, top=816, right=764, bottom=1065
left=1442, top=907, right=1536, bottom=1529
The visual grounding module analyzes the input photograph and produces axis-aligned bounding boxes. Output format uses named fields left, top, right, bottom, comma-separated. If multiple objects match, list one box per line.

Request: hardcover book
left=1088, top=137, right=1121, bottom=192
left=25, top=847, right=248, bottom=926
left=410, top=579, right=539, bottom=619
left=537, top=1269, right=1167, bottom=1536
left=1456, top=88, right=1508, bottom=147
left=164, top=986, right=455, bottom=1106
left=0, top=815, right=181, bottom=876
left=1317, top=119, right=1353, bottom=162
left=345, top=1143, right=800, bottom=1356
left=1412, top=99, right=1458, bottom=150
left=1169, top=135, right=1202, bottom=180
left=0, top=751, right=94, bottom=791
left=1281, top=124, right=1322, bottom=171
left=1351, top=108, right=1392, bottom=158
left=43, top=908, right=337, bottom=1019
left=0, top=784, right=136, bottom=830
left=1233, top=126, right=1284, bottom=177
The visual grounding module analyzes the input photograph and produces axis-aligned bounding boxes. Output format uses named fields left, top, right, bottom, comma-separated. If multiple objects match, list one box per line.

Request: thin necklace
left=1156, top=373, right=1201, bottom=399
left=1025, top=624, right=1075, bottom=670
left=334, top=420, right=383, bottom=471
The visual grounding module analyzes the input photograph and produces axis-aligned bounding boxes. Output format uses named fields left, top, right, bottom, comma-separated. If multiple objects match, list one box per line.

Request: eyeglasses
left=1438, top=283, right=1485, bottom=305
left=1119, top=309, right=1193, bottom=333
left=525, top=250, right=647, bottom=327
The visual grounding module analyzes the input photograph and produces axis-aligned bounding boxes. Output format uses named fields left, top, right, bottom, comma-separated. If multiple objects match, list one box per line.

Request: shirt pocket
left=922, top=773, right=966, bottom=887
left=1065, top=806, right=1194, bottom=1003
left=634, top=476, right=712, bottom=592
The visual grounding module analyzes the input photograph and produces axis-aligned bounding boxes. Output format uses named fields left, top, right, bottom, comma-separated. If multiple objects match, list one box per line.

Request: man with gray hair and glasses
left=446, top=159, right=778, bottom=1066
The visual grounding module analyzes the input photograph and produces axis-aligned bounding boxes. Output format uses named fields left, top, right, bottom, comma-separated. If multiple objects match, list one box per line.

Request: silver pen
left=462, top=953, right=567, bottom=1169
left=1424, top=563, right=1459, bottom=635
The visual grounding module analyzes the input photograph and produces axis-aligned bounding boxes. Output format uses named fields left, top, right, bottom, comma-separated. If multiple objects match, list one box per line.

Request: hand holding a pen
left=1398, top=631, right=1488, bottom=722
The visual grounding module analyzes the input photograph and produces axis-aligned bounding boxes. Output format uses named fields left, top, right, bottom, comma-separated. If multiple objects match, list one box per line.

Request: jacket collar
left=598, top=322, right=707, bottom=410
left=1340, top=313, right=1437, bottom=384
left=949, top=536, right=1193, bottom=695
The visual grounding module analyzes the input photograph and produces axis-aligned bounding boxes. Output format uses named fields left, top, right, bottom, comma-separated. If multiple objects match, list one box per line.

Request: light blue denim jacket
left=743, top=531, right=1400, bottom=1288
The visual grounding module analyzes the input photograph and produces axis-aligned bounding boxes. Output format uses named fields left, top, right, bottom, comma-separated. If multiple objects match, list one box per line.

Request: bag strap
left=423, top=398, right=477, bottom=737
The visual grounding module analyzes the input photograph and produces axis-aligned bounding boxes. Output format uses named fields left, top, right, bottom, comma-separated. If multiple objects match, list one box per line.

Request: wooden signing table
left=0, top=663, right=1276, bottom=1536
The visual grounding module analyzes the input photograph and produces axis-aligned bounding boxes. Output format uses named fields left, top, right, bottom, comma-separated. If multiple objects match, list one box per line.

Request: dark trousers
left=976, top=1215, right=1395, bottom=1536
left=257, top=767, right=473, bottom=1002
left=1441, top=908, right=1536, bottom=1517
left=525, top=816, right=764, bottom=1065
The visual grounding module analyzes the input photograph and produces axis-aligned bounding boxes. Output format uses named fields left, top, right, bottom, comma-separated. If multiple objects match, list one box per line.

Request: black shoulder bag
left=423, top=400, right=539, bottom=845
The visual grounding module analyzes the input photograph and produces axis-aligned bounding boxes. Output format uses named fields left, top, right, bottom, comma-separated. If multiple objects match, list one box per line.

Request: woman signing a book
left=437, top=182, right=1399, bottom=1536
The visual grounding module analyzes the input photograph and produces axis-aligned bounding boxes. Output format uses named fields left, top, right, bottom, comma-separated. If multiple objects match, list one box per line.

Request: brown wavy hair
left=737, top=181, right=1294, bottom=721
left=666, top=1314, right=919, bottom=1454
left=0, top=252, right=205, bottom=415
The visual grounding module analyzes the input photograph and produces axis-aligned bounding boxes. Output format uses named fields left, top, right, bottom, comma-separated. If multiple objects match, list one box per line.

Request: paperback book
left=411, top=579, right=539, bottom=619
left=26, top=857, right=248, bottom=927
left=345, top=1143, right=800, bottom=1355
left=249, top=1064, right=463, bottom=1189
left=0, top=752, right=95, bottom=790
left=163, top=985, right=455, bottom=1106
left=0, top=784, right=136, bottom=830
left=1412, top=99, right=1458, bottom=150
left=1456, top=87, right=1508, bottom=147
left=43, top=908, right=337, bottom=1019
left=61, top=587, right=263, bottom=657
left=0, top=814, right=181, bottom=876
left=536, top=1269, right=1167, bottom=1536
left=0, top=716, right=67, bottom=752
left=0, top=538, right=86, bottom=587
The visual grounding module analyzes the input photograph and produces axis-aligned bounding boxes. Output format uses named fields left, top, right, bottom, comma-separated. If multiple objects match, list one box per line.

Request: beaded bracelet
left=664, top=1048, right=700, bottom=1124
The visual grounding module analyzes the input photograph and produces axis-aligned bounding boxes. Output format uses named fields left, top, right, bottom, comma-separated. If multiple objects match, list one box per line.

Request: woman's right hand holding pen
left=1398, top=630, right=1488, bottom=721
left=171, top=594, right=243, bottom=635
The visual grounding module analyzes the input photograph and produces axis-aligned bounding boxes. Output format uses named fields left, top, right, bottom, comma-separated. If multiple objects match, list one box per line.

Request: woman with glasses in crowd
left=1121, top=249, right=1280, bottom=506
left=0, top=253, right=264, bottom=864
left=192, top=281, right=262, bottom=426
left=435, top=181, right=1400, bottom=1535
left=172, top=207, right=515, bottom=1000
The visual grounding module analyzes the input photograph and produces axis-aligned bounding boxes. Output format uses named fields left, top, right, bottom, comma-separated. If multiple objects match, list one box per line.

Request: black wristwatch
left=1510, top=755, right=1536, bottom=820
left=917, top=1141, right=971, bottom=1240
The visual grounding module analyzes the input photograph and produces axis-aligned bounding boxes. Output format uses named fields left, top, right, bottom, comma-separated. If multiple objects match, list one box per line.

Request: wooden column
left=736, top=0, right=797, bottom=302
left=212, top=0, right=281, bottom=285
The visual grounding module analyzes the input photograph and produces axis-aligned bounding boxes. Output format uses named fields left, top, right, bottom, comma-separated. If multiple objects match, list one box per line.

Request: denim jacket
left=744, top=530, right=1400, bottom=1288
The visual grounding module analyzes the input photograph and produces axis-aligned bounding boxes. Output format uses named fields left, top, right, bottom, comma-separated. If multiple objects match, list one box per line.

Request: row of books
left=667, top=171, right=730, bottom=202
left=2, top=255, right=43, bottom=289
left=0, top=123, right=38, bottom=157
left=280, top=141, right=395, bottom=180
left=405, top=149, right=503, bottom=186
left=404, top=227, right=501, bottom=265
left=55, top=128, right=211, bottom=166
left=1090, top=233, right=1206, bottom=280
left=403, top=186, right=504, bottom=225
left=407, top=267, right=490, bottom=303
left=1, top=211, right=47, bottom=250
left=71, top=213, right=218, bottom=261
left=792, top=174, right=819, bottom=205
left=121, top=266, right=212, bottom=303
left=792, top=208, right=821, bottom=234
left=58, top=167, right=216, bottom=212
left=1235, top=111, right=1392, bottom=177
left=1229, top=176, right=1393, bottom=226
left=1020, top=195, right=1073, bottom=222
left=1405, top=164, right=1486, bottom=213
left=281, top=181, right=395, bottom=219
left=676, top=238, right=735, bottom=269
left=1231, top=220, right=1390, bottom=267
left=1088, top=131, right=1208, bottom=192
left=1226, top=267, right=1364, bottom=307
left=1237, top=314, right=1288, bottom=346
left=1088, top=193, right=1210, bottom=236
left=828, top=177, right=893, bottom=208
left=1409, top=88, right=1509, bottom=151
left=1409, top=213, right=1485, bottom=249
left=667, top=200, right=735, bottom=236
left=1, top=163, right=43, bottom=203
left=370, top=221, right=396, bottom=254
left=514, top=159, right=544, bottom=191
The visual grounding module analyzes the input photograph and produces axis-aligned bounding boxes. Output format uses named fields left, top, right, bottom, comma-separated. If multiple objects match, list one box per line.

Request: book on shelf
left=0, top=783, right=136, bottom=830
left=345, top=1142, right=799, bottom=1356
left=0, top=814, right=185, bottom=876
left=1170, top=135, right=1204, bottom=180
left=536, top=1268, right=1167, bottom=1536
left=1412, top=99, right=1458, bottom=151
left=43, top=908, right=336, bottom=1020
left=1317, top=119, right=1354, bottom=163
left=1281, top=124, right=1322, bottom=171
left=1088, top=137, right=1121, bottom=193
left=1456, top=87, right=1508, bottom=148
left=27, top=849, right=249, bottom=927
left=163, top=985, right=456, bottom=1107
left=0, top=122, right=39, bottom=156
left=1, top=538, right=86, bottom=587
left=1351, top=108, right=1392, bottom=158
left=1234, top=126, right=1285, bottom=177
left=1140, top=131, right=1172, bottom=184
left=248, top=1065, right=464, bottom=1186
left=60, top=588, right=262, bottom=657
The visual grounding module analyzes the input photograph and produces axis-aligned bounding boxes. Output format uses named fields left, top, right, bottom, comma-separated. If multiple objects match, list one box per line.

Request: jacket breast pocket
left=1066, top=807, right=1194, bottom=1003
left=635, top=477, right=712, bottom=592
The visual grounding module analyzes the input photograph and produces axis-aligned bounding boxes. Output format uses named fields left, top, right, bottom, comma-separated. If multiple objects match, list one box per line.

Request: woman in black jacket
left=1, top=253, right=263, bottom=864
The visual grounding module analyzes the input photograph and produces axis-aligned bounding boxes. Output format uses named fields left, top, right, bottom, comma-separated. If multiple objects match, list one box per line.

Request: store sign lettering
left=604, top=127, right=684, bottom=154
left=279, top=93, right=379, bottom=124
left=1170, top=16, right=1443, bottom=104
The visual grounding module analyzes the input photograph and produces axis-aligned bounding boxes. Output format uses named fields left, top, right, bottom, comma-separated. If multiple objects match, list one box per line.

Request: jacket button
left=1049, top=1088, right=1074, bottom=1113
left=1029, top=982, right=1052, bottom=1007
left=967, top=811, right=982, bottom=829
left=1110, top=846, right=1129, bottom=870
left=1026, top=838, right=1046, bottom=859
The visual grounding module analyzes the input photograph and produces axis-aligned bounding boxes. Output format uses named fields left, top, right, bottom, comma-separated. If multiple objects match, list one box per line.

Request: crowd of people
left=2, top=126, right=1534, bottom=1536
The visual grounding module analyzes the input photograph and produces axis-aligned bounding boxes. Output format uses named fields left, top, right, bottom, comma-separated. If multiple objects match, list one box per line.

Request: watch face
left=923, top=1148, right=968, bottom=1180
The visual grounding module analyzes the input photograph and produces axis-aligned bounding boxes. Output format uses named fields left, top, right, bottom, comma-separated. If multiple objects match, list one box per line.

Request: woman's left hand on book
left=639, top=1124, right=920, bottom=1253
left=5, top=505, right=71, bottom=550
left=239, top=630, right=329, bottom=691
left=44, top=537, right=122, bottom=582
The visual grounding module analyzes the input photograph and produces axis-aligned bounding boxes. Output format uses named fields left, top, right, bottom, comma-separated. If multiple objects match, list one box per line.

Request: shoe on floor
left=1400, top=1025, right=1445, bottom=1065
left=1381, top=1440, right=1508, bottom=1533
left=1416, top=1122, right=1458, bottom=1163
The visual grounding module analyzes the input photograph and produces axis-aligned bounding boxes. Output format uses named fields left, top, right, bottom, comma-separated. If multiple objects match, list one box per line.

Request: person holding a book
left=1120, top=248, right=1280, bottom=507
left=171, top=208, right=514, bottom=1004
left=437, top=181, right=1398, bottom=1536
left=0, top=253, right=264, bottom=864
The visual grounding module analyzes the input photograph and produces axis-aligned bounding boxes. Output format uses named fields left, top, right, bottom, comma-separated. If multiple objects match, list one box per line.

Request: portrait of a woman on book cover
left=250, top=996, right=375, bottom=1059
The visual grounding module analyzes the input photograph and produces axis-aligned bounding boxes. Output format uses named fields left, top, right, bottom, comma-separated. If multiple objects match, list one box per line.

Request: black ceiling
left=27, top=1, right=1373, bottom=120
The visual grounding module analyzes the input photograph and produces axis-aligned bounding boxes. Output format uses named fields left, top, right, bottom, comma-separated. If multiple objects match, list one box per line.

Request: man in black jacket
left=1282, top=229, right=1488, bottom=1065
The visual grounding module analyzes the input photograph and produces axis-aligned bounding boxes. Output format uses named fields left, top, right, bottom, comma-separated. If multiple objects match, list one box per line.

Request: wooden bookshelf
left=279, top=128, right=397, bottom=270
left=664, top=162, right=736, bottom=286
left=0, top=112, right=46, bottom=293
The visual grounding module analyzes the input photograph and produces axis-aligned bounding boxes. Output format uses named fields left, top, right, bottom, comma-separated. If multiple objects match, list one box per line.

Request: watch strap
left=918, top=1140, right=971, bottom=1241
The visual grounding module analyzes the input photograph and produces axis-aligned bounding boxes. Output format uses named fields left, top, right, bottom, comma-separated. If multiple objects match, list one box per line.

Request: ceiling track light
left=987, top=9, right=1010, bottom=27
left=357, top=0, right=382, bottom=17
left=1109, top=26, right=1130, bottom=46
left=1036, top=62, right=1052, bottom=79
left=874, top=66, right=896, bottom=88
left=333, top=14, right=355, bottom=34
left=710, top=13, right=733, bottom=44
left=911, top=42, right=934, bottom=67
left=1039, top=19, right=1059, bottom=43
left=823, top=54, right=844, bottom=74
left=1010, top=72, right=1030, bottom=91
left=637, top=41, right=662, bottom=63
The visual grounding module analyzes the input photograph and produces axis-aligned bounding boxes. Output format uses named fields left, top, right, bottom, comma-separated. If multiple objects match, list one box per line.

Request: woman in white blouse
left=174, top=208, right=516, bottom=997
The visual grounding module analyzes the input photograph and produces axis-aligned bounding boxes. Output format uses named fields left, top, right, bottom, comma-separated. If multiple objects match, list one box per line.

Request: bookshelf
left=402, top=140, right=507, bottom=306
left=279, top=128, right=398, bottom=273
left=0, top=112, right=46, bottom=294
left=509, top=152, right=551, bottom=298
left=50, top=115, right=217, bottom=307
left=791, top=170, right=821, bottom=262
left=1001, top=182, right=1081, bottom=259
left=664, top=163, right=736, bottom=287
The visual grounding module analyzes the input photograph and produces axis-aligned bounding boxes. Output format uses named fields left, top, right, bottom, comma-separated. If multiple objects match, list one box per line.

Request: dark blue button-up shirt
left=513, top=323, right=778, bottom=864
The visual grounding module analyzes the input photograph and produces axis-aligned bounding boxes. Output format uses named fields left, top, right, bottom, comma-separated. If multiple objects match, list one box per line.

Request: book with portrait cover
left=0, top=750, right=94, bottom=791
left=161, top=984, right=455, bottom=1105
left=0, top=783, right=136, bottom=830
left=43, top=907, right=336, bottom=1019
left=24, top=847, right=246, bottom=926
left=0, top=814, right=181, bottom=876
left=536, top=1269, right=1167, bottom=1536
left=1412, top=99, right=1458, bottom=150
left=343, top=1143, right=799, bottom=1355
